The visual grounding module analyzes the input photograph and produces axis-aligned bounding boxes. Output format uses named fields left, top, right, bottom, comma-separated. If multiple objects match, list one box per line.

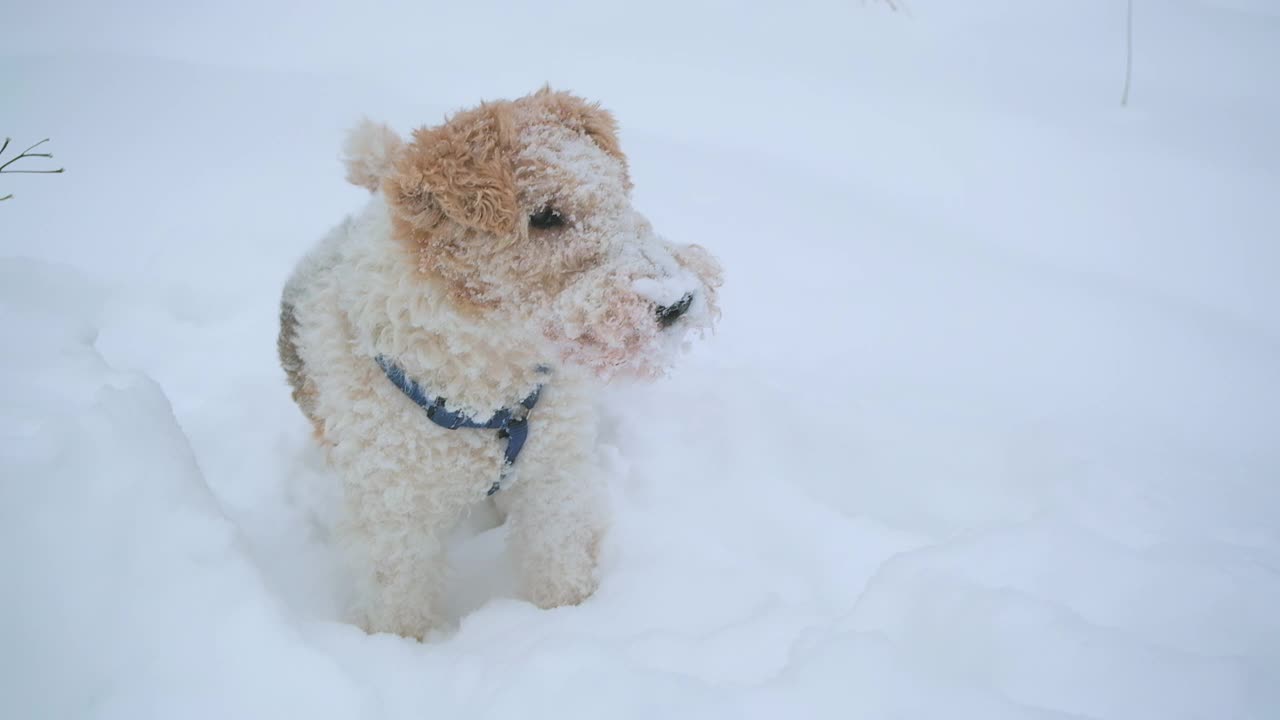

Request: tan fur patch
left=382, top=89, right=633, bottom=312
left=387, top=101, right=521, bottom=238
left=531, top=86, right=630, bottom=186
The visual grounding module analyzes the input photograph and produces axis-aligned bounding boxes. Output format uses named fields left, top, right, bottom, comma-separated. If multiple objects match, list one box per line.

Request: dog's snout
left=655, top=293, right=694, bottom=328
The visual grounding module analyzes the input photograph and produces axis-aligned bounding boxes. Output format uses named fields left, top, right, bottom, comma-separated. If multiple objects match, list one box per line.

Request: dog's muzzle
left=655, top=293, right=694, bottom=328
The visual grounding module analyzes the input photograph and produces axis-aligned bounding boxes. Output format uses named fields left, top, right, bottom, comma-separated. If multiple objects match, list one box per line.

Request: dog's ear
left=386, top=103, right=521, bottom=238
left=343, top=119, right=404, bottom=192
left=534, top=87, right=629, bottom=173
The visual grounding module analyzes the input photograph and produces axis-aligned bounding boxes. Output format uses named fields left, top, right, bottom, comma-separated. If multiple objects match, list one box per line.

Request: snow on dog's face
left=371, top=88, right=722, bottom=378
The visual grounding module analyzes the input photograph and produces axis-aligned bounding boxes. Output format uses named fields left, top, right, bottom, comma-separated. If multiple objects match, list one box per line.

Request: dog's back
left=278, top=219, right=350, bottom=437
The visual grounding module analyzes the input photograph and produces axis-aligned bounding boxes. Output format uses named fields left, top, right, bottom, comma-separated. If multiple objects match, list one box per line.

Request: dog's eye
left=529, top=207, right=564, bottom=230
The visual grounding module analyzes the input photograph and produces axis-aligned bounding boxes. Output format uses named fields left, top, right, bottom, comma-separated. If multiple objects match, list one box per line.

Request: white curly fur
left=283, top=93, right=722, bottom=639
left=341, top=118, right=403, bottom=191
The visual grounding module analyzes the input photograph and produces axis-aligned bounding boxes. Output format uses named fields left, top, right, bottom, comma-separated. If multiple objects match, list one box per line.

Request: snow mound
left=0, top=261, right=362, bottom=719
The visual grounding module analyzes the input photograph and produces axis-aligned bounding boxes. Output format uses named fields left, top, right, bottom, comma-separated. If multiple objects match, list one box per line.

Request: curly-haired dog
left=279, top=88, right=723, bottom=639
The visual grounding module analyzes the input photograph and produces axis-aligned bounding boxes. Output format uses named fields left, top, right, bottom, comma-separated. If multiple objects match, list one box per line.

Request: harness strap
left=376, top=355, right=546, bottom=495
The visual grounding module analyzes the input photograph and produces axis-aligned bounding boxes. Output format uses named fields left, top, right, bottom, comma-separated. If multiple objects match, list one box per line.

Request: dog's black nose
left=655, top=293, right=693, bottom=328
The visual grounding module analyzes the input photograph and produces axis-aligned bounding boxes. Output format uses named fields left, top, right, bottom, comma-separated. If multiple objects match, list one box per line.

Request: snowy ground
left=3, top=1, right=1279, bottom=718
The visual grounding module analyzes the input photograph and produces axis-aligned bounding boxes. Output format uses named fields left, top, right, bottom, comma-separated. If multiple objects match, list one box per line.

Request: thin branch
left=0, top=137, right=65, bottom=201
left=0, top=138, right=52, bottom=172
left=0, top=137, right=64, bottom=175
left=19, top=138, right=50, bottom=155
left=863, top=0, right=906, bottom=12
left=1121, top=0, right=1134, bottom=106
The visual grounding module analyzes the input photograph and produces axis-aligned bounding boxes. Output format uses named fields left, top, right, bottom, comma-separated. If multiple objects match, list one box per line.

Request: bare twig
left=863, top=0, right=906, bottom=12
left=0, top=137, right=66, bottom=200
left=0, top=138, right=63, bottom=174
left=1121, top=0, right=1134, bottom=106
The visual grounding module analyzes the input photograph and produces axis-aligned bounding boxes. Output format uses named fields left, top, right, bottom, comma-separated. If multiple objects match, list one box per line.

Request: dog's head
left=345, top=88, right=722, bottom=378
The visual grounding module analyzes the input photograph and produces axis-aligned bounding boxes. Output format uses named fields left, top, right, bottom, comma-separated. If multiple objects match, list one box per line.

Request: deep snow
left=3, top=1, right=1279, bottom=718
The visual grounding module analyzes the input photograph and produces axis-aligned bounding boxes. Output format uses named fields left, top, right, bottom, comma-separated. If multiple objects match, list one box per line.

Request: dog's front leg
left=500, top=449, right=609, bottom=610
left=341, top=479, right=464, bottom=640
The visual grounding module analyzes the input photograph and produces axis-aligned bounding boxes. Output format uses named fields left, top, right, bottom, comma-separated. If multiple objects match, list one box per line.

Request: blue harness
left=376, top=356, right=547, bottom=496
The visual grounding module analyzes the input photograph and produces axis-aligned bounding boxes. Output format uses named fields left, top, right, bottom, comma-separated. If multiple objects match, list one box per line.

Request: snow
left=3, top=1, right=1279, bottom=718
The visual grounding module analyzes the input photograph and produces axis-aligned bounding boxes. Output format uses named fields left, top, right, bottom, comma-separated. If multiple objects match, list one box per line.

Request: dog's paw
left=352, top=605, right=442, bottom=642
left=525, top=574, right=600, bottom=610
left=519, top=532, right=603, bottom=609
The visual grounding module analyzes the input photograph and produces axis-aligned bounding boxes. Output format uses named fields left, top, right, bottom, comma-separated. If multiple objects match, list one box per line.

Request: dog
left=278, top=88, right=722, bottom=639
